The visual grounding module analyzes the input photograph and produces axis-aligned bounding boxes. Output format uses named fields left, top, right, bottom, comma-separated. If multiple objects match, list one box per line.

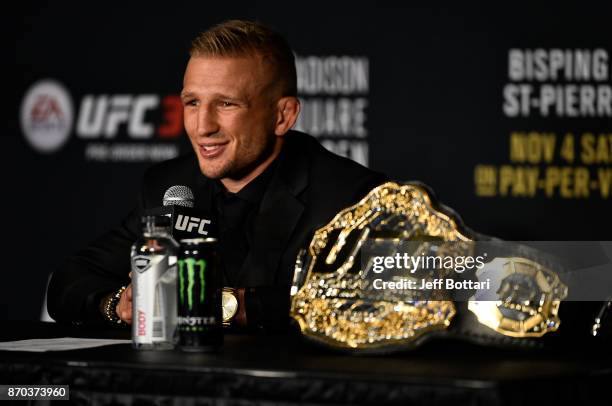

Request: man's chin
left=198, top=164, right=227, bottom=180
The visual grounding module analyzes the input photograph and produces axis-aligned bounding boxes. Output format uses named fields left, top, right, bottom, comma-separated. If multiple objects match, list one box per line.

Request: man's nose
left=195, top=105, right=220, bottom=137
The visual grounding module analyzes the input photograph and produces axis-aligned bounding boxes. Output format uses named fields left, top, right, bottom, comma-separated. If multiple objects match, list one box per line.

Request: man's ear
left=274, top=97, right=301, bottom=136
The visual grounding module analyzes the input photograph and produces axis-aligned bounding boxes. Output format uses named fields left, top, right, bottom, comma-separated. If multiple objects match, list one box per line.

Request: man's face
left=181, top=55, right=280, bottom=182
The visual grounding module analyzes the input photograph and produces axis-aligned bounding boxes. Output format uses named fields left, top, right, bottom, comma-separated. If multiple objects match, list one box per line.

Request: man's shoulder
left=284, top=131, right=387, bottom=202
left=286, top=131, right=381, bottom=181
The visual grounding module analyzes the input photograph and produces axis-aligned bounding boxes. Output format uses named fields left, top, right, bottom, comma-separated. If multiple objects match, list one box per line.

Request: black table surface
left=1, top=321, right=611, bottom=405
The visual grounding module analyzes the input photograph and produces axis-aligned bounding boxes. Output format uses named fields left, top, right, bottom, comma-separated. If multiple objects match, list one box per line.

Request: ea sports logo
left=20, top=80, right=73, bottom=153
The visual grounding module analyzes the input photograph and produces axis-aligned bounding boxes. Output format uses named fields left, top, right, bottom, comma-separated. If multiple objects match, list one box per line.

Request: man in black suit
left=47, top=20, right=385, bottom=330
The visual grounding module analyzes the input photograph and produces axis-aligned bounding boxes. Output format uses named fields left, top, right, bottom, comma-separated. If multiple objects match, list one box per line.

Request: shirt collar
left=212, top=153, right=281, bottom=205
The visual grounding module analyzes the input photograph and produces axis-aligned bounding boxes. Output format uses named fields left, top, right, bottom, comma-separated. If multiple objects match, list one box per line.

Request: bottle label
left=132, top=254, right=177, bottom=345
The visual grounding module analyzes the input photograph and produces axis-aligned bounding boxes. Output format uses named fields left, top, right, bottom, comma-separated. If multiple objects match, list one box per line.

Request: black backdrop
left=6, top=4, right=611, bottom=321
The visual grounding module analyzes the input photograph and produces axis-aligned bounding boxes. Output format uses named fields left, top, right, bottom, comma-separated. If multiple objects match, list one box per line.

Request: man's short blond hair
left=190, top=20, right=297, bottom=97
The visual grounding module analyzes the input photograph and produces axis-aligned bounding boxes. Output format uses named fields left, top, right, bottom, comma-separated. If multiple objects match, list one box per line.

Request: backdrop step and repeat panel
left=7, top=4, right=611, bottom=320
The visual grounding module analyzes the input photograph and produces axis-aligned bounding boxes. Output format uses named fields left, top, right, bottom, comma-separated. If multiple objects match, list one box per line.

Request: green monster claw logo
left=178, top=258, right=206, bottom=310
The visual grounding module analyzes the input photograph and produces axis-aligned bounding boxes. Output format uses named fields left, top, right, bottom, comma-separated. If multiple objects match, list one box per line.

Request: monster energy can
left=177, top=238, right=222, bottom=351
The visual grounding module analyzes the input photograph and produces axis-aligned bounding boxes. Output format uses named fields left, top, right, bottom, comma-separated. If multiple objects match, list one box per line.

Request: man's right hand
left=116, top=283, right=132, bottom=324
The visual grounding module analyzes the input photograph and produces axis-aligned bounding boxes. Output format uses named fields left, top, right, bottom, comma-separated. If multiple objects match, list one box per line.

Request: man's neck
left=221, top=139, right=284, bottom=193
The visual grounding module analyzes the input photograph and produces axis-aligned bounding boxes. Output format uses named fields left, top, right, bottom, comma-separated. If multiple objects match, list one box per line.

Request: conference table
left=0, top=321, right=610, bottom=405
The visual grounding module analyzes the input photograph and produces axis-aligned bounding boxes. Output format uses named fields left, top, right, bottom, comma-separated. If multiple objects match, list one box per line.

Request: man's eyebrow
left=180, top=91, right=249, bottom=104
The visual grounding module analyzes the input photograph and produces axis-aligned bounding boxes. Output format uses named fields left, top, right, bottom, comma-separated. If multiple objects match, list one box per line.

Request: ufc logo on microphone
left=175, top=215, right=211, bottom=235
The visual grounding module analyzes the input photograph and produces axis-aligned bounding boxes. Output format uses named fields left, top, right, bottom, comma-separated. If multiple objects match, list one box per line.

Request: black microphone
left=144, top=185, right=216, bottom=241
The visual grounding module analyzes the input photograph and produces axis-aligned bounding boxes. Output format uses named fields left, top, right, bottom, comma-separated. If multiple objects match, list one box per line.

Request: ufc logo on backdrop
left=76, top=94, right=182, bottom=138
left=175, top=215, right=211, bottom=235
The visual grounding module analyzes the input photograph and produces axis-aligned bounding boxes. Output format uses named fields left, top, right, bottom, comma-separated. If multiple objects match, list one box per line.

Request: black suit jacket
left=47, top=131, right=386, bottom=329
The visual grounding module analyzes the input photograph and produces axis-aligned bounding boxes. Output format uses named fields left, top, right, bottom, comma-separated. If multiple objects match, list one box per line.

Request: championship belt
left=468, top=257, right=566, bottom=338
left=289, top=182, right=569, bottom=352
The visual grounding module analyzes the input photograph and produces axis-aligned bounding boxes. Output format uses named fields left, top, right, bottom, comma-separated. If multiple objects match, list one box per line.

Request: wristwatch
left=222, top=287, right=240, bottom=327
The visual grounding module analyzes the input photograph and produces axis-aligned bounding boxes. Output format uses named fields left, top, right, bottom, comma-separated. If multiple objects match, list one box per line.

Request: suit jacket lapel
left=238, top=177, right=303, bottom=286
left=238, top=135, right=309, bottom=286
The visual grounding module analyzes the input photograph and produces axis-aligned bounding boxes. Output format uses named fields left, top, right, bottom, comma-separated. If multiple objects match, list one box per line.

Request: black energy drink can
left=176, top=238, right=222, bottom=351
